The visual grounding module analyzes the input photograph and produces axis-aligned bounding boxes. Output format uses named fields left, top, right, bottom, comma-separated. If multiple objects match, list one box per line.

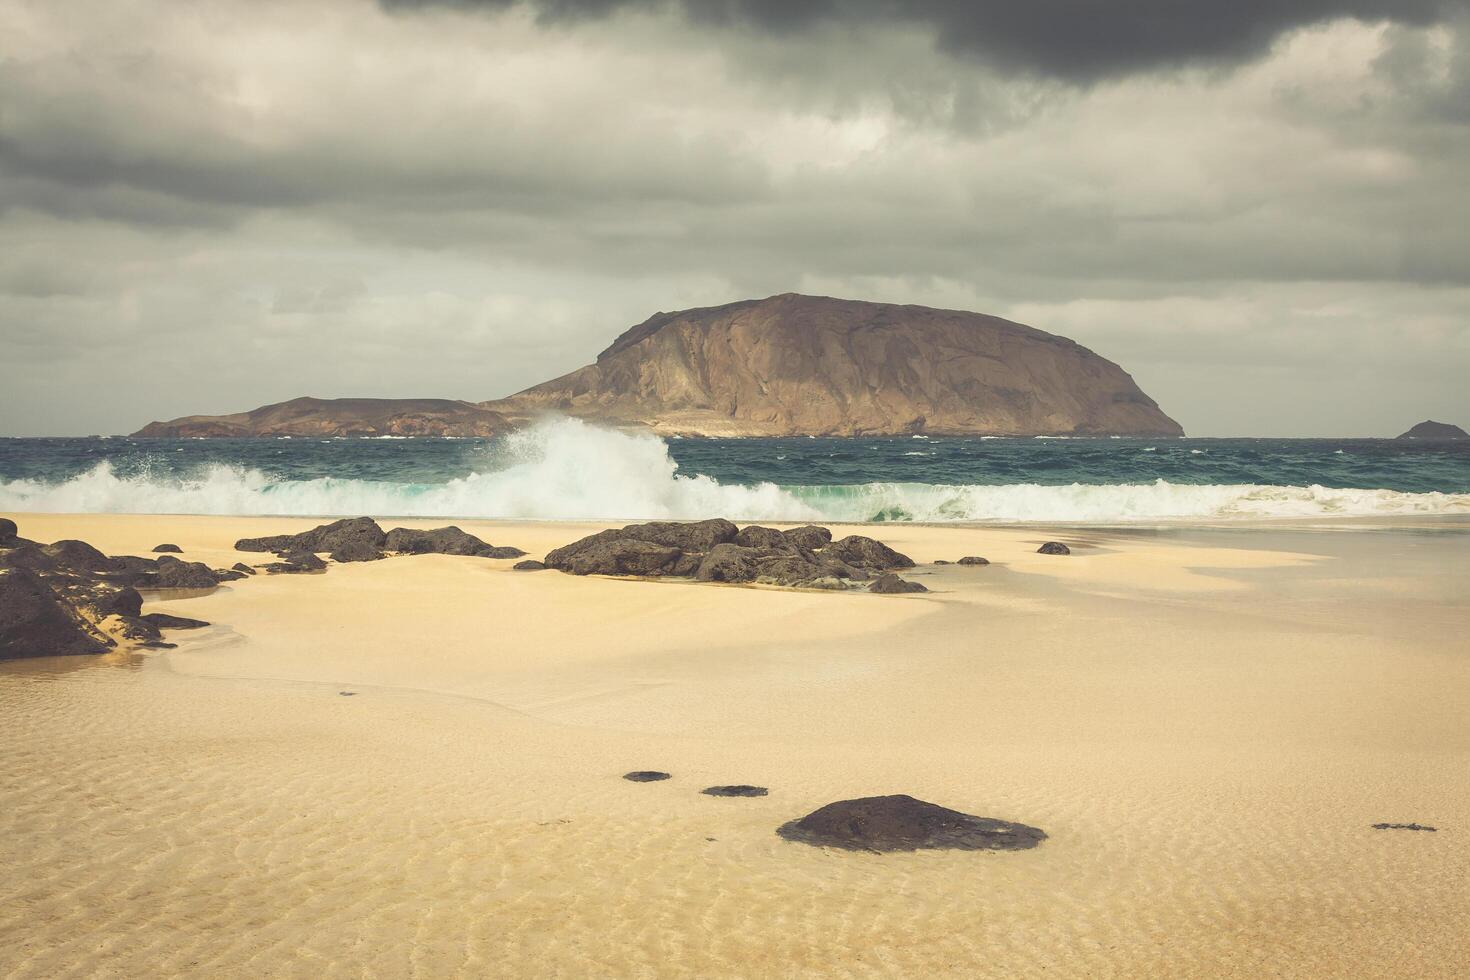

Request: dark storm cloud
left=383, top=0, right=1464, bottom=81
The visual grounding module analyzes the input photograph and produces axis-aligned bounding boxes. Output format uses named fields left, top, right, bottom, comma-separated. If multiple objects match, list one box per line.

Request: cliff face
left=133, top=397, right=512, bottom=438
left=1397, top=420, right=1468, bottom=440
left=484, top=294, right=1183, bottom=437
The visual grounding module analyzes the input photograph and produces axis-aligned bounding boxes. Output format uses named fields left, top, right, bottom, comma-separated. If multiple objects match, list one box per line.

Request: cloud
left=383, top=0, right=1464, bottom=82
left=0, top=0, right=1467, bottom=436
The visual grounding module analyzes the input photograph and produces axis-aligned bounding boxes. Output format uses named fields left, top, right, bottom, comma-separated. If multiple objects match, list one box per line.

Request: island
left=1396, top=420, right=1468, bottom=440
left=133, top=294, right=1184, bottom=438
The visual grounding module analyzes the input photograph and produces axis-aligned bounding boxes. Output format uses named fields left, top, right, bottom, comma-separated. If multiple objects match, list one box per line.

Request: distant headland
left=134, top=294, right=1183, bottom=439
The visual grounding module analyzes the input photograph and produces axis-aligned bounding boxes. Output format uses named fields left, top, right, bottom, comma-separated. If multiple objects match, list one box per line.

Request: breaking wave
left=2, top=417, right=1467, bottom=522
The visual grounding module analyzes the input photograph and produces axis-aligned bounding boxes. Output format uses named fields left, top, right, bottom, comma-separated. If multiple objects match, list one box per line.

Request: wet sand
left=3, top=514, right=1468, bottom=978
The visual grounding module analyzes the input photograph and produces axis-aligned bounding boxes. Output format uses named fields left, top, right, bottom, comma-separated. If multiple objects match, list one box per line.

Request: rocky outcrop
left=869, top=572, right=929, bottom=594
left=1396, top=420, right=1468, bottom=440
left=236, top=518, right=525, bottom=572
left=133, top=397, right=512, bottom=439
left=384, top=526, right=525, bottom=559
left=152, top=543, right=182, bottom=553
left=1, top=521, right=220, bottom=660
left=957, top=556, right=990, bottom=565
left=486, top=294, right=1183, bottom=437
left=777, top=795, right=1047, bottom=852
left=544, top=520, right=924, bottom=593
left=1036, top=541, right=1071, bottom=555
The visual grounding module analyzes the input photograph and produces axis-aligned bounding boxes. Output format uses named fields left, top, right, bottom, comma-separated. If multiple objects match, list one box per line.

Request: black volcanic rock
left=1397, top=420, right=1468, bottom=440
left=152, top=544, right=182, bottom=553
left=0, top=566, right=114, bottom=660
left=0, top=518, right=18, bottom=546
left=231, top=562, right=257, bottom=575
left=512, top=559, right=547, bottom=571
left=1371, top=822, right=1437, bottom=831
left=263, top=551, right=328, bottom=574
left=869, top=573, right=929, bottom=594
left=782, top=525, right=832, bottom=550
left=545, top=520, right=913, bottom=591
left=329, top=539, right=387, bottom=563
left=825, top=535, right=915, bottom=571
left=384, top=526, right=525, bottom=558
left=545, top=537, right=685, bottom=576
left=145, top=556, right=224, bottom=589
left=623, top=771, right=672, bottom=782
left=1037, top=542, right=1071, bottom=555
left=957, top=556, right=990, bottom=565
left=141, top=613, right=210, bottom=630
left=734, top=525, right=788, bottom=550
left=236, top=517, right=386, bottom=555
left=777, top=795, right=1047, bottom=852
left=702, top=785, right=768, bottom=798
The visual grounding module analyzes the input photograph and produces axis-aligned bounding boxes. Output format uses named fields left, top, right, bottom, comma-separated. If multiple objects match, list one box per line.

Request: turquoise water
left=2, top=417, right=1467, bottom=522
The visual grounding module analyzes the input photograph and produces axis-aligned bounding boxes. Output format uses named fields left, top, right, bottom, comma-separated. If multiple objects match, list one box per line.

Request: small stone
left=1036, top=541, right=1071, bottom=555
left=152, top=544, right=182, bottom=553
left=777, top=795, right=1046, bottom=852
left=957, top=556, right=990, bottom=565
left=870, top=573, right=928, bottom=594
left=512, top=559, right=547, bottom=571
left=623, top=771, right=672, bottom=782
left=1371, top=822, right=1436, bottom=831
left=702, top=785, right=768, bottom=797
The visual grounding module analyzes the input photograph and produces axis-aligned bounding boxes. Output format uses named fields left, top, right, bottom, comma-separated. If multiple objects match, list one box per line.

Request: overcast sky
left=2, top=0, right=1468, bottom=436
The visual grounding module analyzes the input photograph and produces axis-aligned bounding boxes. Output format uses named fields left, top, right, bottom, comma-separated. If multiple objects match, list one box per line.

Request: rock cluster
left=543, top=520, right=924, bottom=593
left=777, top=795, right=1047, bottom=852
left=235, top=517, right=525, bottom=570
left=0, top=520, right=232, bottom=660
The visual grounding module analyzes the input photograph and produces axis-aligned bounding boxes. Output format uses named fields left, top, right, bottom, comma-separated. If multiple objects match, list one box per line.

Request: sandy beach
left=2, top=513, right=1468, bottom=978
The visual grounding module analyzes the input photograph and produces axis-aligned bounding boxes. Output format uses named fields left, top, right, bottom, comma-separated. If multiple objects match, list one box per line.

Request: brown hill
left=484, top=294, right=1182, bottom=437
left=133, top=397, right=511, bottom=438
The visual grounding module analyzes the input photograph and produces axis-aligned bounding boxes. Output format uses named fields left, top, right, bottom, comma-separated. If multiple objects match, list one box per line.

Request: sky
left=1, top=0, right=1468, bottom=437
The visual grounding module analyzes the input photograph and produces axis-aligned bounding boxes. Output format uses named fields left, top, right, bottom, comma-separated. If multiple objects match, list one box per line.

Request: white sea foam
left=2, top=417, right=1467, bottom=522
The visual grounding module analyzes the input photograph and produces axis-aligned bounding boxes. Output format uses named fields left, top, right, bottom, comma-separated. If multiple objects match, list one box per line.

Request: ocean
left=2, top=416, right=1468, bottom=523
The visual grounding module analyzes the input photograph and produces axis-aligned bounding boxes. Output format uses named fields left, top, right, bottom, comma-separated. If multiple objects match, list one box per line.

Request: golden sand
left=2, top=514, right=1468, bottom=978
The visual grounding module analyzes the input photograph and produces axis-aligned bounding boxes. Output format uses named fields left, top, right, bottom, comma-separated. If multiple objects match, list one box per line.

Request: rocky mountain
left=134, top=397, right=512, bottom=438
left=483, top=294, right=1182, bottom=437
left=1396, top=420, right=1468, bottom=440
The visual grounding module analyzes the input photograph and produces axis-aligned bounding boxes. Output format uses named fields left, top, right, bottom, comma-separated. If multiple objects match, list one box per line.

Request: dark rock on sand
left=826, top=535, right=915, bottom=570
left=263, top=551, right=328, bottom=574
left=1037, top=541, right=1071, bottom=555
left=958, top=556, right=990, bottom=565
left=236, top=517, right=387, bottom=555
left=546, top=520, right=914, bottom=592
left=869, top=573, right=929, bottom=594
left=0, top=518, right=18, bottom=546
left=210, top=567, right=249, bottom=582
left=384, top=525, right=525, bottom=559
left=231, top=562, right=257, bottom=575
left=328, top=539, right=387, bottom=563
left=1372, top=822, right=1437, bottom=831
left=933, top=559, right=952, bottom=565
left=623, top=771, right=672, bottom=782
left=734, top=525, right=789, bottom=550
left=512, top=559, right=547, bottom=571
left=702, top=785, right=769, bottom=797
left=782, top=525, right=832, bottom=551
left=141, top=613, right=210, bottom=630
left=545, top=536, right=685, bottom=576
left=144, top=556, right=225, bottom=589
left=152, top=543, right=183, bottom=553
left=695, top=543, right=762, bottom=583
left=0, top=566, right=115, bottom=659
left=777, top=795, right=1047, bottom=852
left=88, top=586, right=144, bottom=619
